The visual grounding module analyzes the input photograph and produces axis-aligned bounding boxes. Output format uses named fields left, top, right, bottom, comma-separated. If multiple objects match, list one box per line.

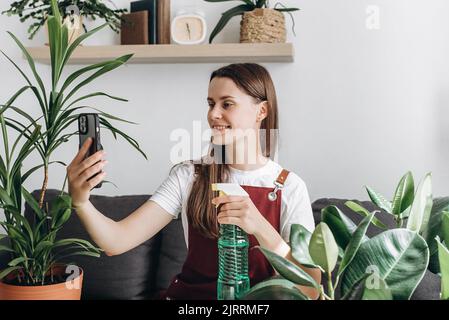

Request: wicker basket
left=240, top=8, right=286, bottom=43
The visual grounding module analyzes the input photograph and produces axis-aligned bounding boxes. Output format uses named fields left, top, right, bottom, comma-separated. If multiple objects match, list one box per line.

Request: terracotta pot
left=0, top=265, right=83, bottom=300
left=240, top=8, right=286, bottom=43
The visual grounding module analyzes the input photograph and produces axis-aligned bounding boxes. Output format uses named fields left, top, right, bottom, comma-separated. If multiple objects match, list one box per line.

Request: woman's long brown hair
left=186, top=63, right=279, bottom=239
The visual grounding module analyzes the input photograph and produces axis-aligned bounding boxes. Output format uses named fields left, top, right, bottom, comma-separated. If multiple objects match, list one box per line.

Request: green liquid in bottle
left=217, top=224, right=250, bottom=300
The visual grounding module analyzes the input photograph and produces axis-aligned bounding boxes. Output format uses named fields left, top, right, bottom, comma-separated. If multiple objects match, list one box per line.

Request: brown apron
left=162, top=170, right=290, bottom=300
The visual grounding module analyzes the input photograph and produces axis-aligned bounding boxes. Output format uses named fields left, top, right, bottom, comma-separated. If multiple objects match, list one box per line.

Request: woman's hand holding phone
left=67, top=137, right=108, bottom=209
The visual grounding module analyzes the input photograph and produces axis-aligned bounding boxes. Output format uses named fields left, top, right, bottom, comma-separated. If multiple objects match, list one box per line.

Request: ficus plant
left=205, top=0, right=300, bottom=43
left=346, top=172, right=449, bottom=274
left=0, top=0, right=146, bottom=285
left=436, top=212, right=449, bottom=300
left=245, top=216, right=428, bottom=300
left=244, top=173, right=440, bottom=300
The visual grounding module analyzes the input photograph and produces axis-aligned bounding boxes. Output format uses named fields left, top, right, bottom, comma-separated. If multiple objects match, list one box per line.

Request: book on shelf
left=130, top=0, right=171, bottom=45
left=157, top=0, right=171, bottom=44
left=131, top=0, right=157, bottom=44
left=120, top=11, right=149, bottom=45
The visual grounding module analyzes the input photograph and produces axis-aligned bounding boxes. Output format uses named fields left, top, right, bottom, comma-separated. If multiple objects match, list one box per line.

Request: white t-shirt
left=149, top=159, right=315, bottom=247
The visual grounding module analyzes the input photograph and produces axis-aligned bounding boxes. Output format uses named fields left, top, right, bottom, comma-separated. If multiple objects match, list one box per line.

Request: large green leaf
left=341, top=229, right=429, bottom=300
left=345, top=201, right=387, bottom=229
left=243, top=276, right=309, bottom=300
left=391, top=172, right=414, bottom=215
left=0, top=244, right=14, bottom=253
left=243, top=284, right=308, bottom=300
left=436, top=237, right=449, bottom=300
left=21, top=187, right=44, bottom=219
left=406, top=173, right=433, bottom=234
left=362, top=274, right=393, bottom=300
left=53, top=238, right=100, bottom=252
left=365, top=186, right=392, bottom=213
left=100, top=117, right=148, bottom=160
left=338, top=213, right=374, bottom=277
left=425, top=197, right=449, bottom=258
left=340, top=273, right=392, bottom=300
left=0, top=266, right=21, bottom=280
left=321, top=205, right=358, bottom=249
left=60, top=24, right=107, bottom=77
left=441, top=211, right=449, bottom=246
left=62, top=55, right=133, bottom=106
left=6, top=32, right=47, bottom=111
left=0, top=50, right=48, bottom=120
left=289, top=224, right=318, bottom=268
left=309, top=223, right=338, bottom=273
left=208, top=4, right=254, bottom=43
left=257, top=246, right=319, bottom=288
left=0, top=187, right=14, bottom=206
left=65, top=92, right=128, bottom=110
left=8, top=256, right=32, bottom=267
left=59, top=60, right=116, bottom=98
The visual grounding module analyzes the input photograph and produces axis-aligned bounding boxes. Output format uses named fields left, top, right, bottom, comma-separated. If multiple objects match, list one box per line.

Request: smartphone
left=78, top=113, right=103, bottom=189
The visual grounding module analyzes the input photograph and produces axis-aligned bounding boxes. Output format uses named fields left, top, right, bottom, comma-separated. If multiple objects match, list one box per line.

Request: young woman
left=67, top=63, right=321, bottom=300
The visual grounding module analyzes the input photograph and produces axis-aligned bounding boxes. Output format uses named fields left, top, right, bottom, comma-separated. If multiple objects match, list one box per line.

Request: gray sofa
left=0, top=190, right=441, bottom=299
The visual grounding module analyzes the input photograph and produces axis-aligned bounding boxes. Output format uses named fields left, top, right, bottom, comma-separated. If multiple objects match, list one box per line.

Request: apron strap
left=276, top=169, right=290, bottom=186
left=268, top=169, right=290, bottom=201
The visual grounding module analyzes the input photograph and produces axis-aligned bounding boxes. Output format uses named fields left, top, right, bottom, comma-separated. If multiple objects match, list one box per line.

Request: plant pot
left=0, top=265, right=83, bottom=300
left=240, top=8, right=286, bottom=43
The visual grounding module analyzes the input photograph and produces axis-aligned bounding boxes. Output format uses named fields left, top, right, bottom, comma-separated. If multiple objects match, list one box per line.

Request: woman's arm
left=74, top=200, right=174, bottom=256
left=252, top=220, right=322, bottom=300
left=68, top=138, right=174, bottom=256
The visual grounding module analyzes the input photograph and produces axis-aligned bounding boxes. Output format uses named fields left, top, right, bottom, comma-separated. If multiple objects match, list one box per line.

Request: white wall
left=0, top=0, right=448, bottom=226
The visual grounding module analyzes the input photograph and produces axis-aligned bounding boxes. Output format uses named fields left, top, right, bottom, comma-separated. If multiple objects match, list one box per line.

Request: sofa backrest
left=24, top=189, right=187, bottom=300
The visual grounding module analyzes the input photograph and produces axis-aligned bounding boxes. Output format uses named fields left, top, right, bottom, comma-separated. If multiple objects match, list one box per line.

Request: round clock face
left=171, top=14, right=207, bottom=45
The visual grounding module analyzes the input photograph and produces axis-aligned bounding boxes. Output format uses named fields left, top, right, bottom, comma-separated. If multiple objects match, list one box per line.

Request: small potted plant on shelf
left=2, top=0, right=127, bottom=42
left=205, top=0, right=299, bottom=44
left=0, top=0, right=146, bottom=300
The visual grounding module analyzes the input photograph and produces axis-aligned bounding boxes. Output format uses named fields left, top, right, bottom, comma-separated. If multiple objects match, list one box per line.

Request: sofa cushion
left=26, top=189, right=162, bottom=300
left=311, top=198, right=441, bottom=300
left=153, top=218, right=188, bottom=296
left=0, top=237, right=10, bottom=270
left=312, top=198, right=397, bottom=237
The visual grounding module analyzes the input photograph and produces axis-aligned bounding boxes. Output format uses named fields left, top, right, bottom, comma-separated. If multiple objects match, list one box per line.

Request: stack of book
left=121, top=0, right=171, bottom=45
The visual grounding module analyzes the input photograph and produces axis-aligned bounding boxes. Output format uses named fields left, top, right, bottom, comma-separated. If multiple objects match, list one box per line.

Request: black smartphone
left=78, top=113, right=103, bottom=189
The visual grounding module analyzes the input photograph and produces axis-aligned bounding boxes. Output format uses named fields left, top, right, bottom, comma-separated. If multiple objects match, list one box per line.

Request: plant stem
left=38, top=163, right=49, bottom=209
left=61, top=172, right=69, bottom=196
left=327, top=271, right=335, bottom=300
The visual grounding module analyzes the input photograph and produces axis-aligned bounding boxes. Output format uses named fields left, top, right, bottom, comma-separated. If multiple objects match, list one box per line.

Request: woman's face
left=207, top=77, right=267, bottom=146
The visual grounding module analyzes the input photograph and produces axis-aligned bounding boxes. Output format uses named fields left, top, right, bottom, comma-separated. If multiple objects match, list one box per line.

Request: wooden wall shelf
left=26, top=43, right=294, bottom=64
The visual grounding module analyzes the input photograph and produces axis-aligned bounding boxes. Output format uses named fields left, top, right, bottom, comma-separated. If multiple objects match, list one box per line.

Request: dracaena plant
left=2, top=0, right=127, bottom=40
left=205, top=0, right=299, bottom=43
left=0, top=0, right=146, bottom=285
left=345, top=172, right=449, bottom=274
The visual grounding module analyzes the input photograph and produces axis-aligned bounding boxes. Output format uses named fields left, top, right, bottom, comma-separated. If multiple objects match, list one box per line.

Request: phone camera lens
left=80, top=116, right=87, bottom=134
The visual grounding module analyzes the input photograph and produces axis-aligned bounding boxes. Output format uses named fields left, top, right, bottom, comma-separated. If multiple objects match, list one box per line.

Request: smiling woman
left=66, top=63, right=320, bottom=300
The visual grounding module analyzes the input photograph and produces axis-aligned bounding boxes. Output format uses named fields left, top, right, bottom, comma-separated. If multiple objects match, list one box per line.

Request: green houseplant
left=0, top=0, right=145, bottom=299
left=2, top=0, right=127, bottom=40
left=436, top=211, right=449, bottom=300
left=244, top=173, right=439, bottom=300
left=205, top=0, right=299, bottom=43
left=346, top=171, right=449, bottom=274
